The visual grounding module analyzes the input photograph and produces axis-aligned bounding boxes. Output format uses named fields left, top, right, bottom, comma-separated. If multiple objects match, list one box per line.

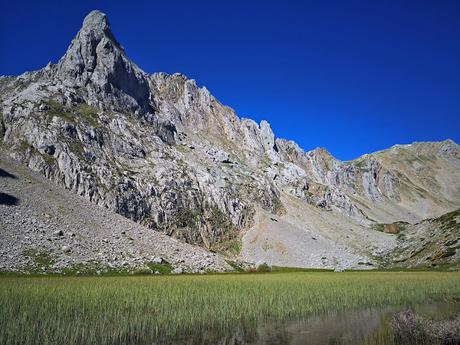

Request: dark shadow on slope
left=0, top=192, right=19, bottom=205
left=0, top=168, right=17, bottom=179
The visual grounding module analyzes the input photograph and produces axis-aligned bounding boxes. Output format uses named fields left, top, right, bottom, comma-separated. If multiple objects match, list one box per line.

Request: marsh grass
left=0, top=272, right=459, bottom=345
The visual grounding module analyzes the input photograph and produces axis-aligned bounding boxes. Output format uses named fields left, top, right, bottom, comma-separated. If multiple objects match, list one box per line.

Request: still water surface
left=159, top=301, right=459, bottom=345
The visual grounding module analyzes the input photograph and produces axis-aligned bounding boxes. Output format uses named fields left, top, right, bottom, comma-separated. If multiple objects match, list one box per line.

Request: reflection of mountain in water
left=155, top=301, right=459, bottom=345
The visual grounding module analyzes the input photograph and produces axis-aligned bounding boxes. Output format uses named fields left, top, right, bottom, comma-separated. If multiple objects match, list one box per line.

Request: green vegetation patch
left=17, top=140, right=56, bottom=166
left=41, top=152, right=56, bottom=165
left=286, top=146, right=296, bottom=156
left=145, top=261, right=173, bottom=274
left=353, top=159, right=370, bottom=172
left=259, top=153, right=273, bottom=169
left=58, top=262, right=147, bottom=276
left=176, top=144, right=191, bottom=154
left=212, top=238, right=242, bottom=257
left=175, top=208, right=201, bottom=230
left=437, top=209, right=460, bottom=231
left=224, top=260, right=245, bottom=272
left=67, top=139, right=86, bottom=159
left=22, top=249, right=55, bottom=271
left=207, top=206, right=233, bottom=233
left=44, top=99, right=75, bottom=123
left=271, top=266, right=333, bottom=273
left=18, top=139, right=33, bottom=153
left=44, top=100, right=101, bottom=128
left=74, top=103, right=100, bottom=127
left=373, top=223, right=385, bottom=232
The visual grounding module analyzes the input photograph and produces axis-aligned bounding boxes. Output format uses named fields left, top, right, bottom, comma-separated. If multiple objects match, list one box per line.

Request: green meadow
left=0, top=271, right=459, bottom=345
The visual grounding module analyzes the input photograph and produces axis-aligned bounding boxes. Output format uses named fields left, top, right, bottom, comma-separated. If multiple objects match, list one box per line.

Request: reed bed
left=0, top=271, right=459, bottom=345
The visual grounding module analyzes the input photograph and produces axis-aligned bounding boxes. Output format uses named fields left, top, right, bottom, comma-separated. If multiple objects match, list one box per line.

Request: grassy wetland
left=1, top=271, right=460, bottom=345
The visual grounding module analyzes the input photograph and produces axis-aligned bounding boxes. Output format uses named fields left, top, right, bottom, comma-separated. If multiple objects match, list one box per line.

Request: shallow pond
left=161, top=300, right=459, bottom=345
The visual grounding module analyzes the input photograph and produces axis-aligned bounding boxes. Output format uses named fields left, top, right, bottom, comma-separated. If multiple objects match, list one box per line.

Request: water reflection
left=158, top=301, right=459, bottom=345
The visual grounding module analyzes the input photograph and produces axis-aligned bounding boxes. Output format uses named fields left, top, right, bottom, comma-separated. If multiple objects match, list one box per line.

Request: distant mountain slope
left=356, top=140, right=460, bottom=222
left=274, top=139, right=460, bottom=224
left=1, top=10, right=459, bottom=269
left=383, top=209, right=460, bottom=270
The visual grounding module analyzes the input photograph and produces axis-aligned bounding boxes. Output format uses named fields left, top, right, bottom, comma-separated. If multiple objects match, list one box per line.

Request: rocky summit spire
left=55, top=10, right=153, bottom=115
left=79, top=10, right=122, bottom=49
left=81, top=10, right=111, bottom=33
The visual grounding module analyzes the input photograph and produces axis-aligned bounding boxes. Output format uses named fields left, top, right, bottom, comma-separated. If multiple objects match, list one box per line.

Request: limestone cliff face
left=1, top=10, right=459, bottom=249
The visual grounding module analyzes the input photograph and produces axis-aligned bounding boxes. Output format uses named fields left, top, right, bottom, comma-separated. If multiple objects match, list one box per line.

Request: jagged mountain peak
left=82, top=10, right=109, bottom=31
left=306, top=147, right=335, bottom=161
left=55, top=10, right=152, bottom=115
left=58, top=10, right=124, bottom=74
left=77, top=10, right=123, bottom=50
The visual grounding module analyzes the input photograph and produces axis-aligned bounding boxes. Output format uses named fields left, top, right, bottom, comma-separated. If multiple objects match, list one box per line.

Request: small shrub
left=225, top=260, right=244, bottom=272
left=373, top=223, right=385, bottom=232
left=256, top=263, right=272, bottom=272
left=145, top=262, right=173, bottom=274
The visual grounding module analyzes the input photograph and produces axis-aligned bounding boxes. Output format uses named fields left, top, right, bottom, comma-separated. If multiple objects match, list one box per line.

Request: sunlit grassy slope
left=1, top=272, right=459, bottom=345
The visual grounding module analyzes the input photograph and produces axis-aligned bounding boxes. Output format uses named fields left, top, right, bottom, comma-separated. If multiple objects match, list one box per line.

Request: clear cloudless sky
left=1, top=0, right=459, bottom=160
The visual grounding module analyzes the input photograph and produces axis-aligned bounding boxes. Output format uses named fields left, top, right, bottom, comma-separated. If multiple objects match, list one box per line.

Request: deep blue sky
left=1, top=1, right=459, bottom=160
